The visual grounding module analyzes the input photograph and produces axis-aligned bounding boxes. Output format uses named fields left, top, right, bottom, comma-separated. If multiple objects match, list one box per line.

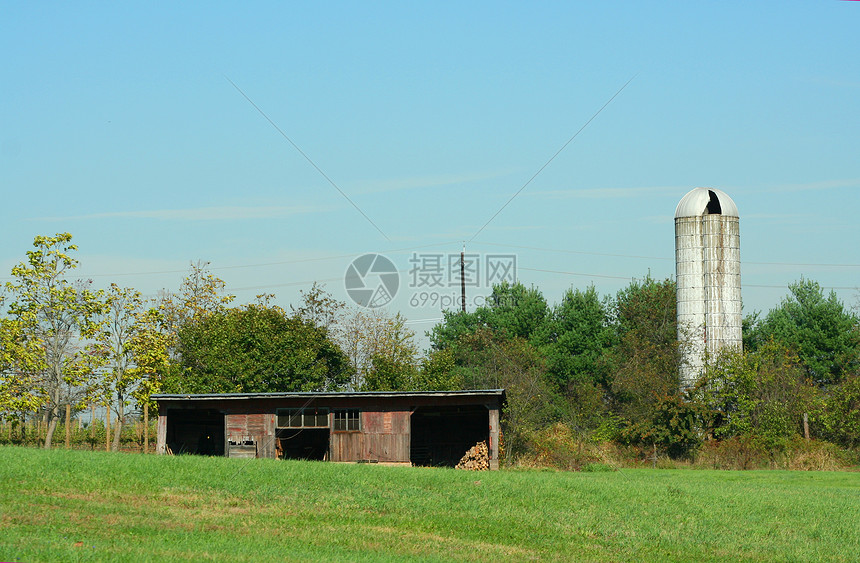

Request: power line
left=225, top=76, right=390, bottom=241
left=519, top=266, right=637, bottom=281
left=16, top=241, right=460, bottom=281
left=473, top=241, right=669, bottom=261
left=473, top=240, right=860, bottom=268
left=469, top=74, right=637, bottom=242
left=519, top=266, right=857, bottom=291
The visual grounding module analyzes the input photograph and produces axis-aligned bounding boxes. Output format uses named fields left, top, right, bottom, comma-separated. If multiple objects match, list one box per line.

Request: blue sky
left=2, top=2, right=858, bottom=342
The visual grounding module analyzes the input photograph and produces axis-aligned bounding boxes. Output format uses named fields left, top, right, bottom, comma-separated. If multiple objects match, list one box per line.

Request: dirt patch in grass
left=364, top=524, right=540, bottom=559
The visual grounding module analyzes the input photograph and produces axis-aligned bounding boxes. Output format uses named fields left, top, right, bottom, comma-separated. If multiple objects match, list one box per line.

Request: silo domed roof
left=675, top=187, right=739, bottom=218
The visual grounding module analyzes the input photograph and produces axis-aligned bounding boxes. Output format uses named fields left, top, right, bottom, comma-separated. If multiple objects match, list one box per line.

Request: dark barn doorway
left=277, top=428, right=330, bottom=460
left=166, top=409, right=224, bottom=456
left=410, top=405, right=488, bottom=467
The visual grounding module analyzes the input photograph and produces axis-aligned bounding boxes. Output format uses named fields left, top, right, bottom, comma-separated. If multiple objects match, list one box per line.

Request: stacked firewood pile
left=456, top=441, right=489, bottom=471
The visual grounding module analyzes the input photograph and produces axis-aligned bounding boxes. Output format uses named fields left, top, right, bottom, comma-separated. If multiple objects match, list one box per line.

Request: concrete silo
left=675, top=188, right=742, bottom=388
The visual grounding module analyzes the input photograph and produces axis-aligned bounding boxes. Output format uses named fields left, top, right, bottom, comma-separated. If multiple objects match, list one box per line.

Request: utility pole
left=460, top=245, right=467, bottom=313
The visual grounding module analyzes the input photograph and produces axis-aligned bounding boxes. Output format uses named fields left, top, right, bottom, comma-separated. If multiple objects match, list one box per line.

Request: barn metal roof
left=675, top=187, right=739, bottom=218
left=152, top=389, right=505, bottom=401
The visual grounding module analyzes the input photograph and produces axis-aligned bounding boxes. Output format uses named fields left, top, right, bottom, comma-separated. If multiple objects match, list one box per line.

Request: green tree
left=362, top=349, right=464, bottom=392
left=604, top=276, right=681, bottom=425
left=0, top=316, right=47, bottom=422
left=620, top=393, right=707, bottom=460
left=450, top=328, right=558, bottom=459
left=171, top=303, right=352, bottom=393
left=339, top=309, right=418, bottom=389
left=291, top=282, right=345, bottom=332
left=697, top=342, right=815, bottom=452
left=815, top=373, right=860, bottom=448
left=3, top=233, right=108, bottom=448
left=748, top=279, right=860, bottom=386
left=428, top=308, right=485, bottom=352
left=429, top=281, right=549, bottom=351
left=158, top=261, right=235, bottom=336
left=100, top=284, right=148, bottom=451
left=533, top=285, right=614, bottom=391
left=483, top=282, right=549, bottom=341
left=414, top=349, right=463, bottom=391
left=126, top=307, right=173, bottom=411
left=362, top=353, right=417, bottom=391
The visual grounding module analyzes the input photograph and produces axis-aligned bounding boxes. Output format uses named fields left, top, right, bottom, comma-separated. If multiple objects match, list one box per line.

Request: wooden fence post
left=144, top=403, right=149, bottom=454
left=106, top=407, right=111, bottom=452
left=90, top=403, right=96, bottom=450
left=65, top=404, right=71, bottom=449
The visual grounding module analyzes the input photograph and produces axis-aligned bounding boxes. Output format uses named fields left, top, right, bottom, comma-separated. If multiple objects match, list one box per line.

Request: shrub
left=519, top=422, right=603, bottom=470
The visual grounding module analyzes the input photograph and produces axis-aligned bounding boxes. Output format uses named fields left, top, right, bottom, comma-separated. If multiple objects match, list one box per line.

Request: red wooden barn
left=152, top=390, right=505, bottom=469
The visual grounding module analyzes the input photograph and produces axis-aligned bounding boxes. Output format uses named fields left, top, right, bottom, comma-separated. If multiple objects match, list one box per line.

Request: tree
left=428, top=308, right=485, bottom=352
left=429, top=281, right=549, bottom=351
left=697, top=342, right=815, bottom=452
left=100, top=284, right=147, bottom=451
left=158, top=261, right=234, bottom=333
left=747, top=279, right=860, bottom=386
left=338, top=308, right=418, bottom=389
left=620, top=393, right=707, bottom=460
left=815, top=373, right=860, bottom=448
left=291, top=282, right=344, bottom=332
left=533, top=285, right=614, bottom=391
left=0, top=316, right=46, bottom=424
left=362, top=353, right=417, bottom=392
left=482, top=282, right=549, bottom=341
left=3, top=233, right=107, bottom=448
left=362, top=348, right=464, bottom=392
left=604, top=277, right=681, bottom=425
left=414, top=349, right=463, bottom=391
left=126, top=307, right=173, bottom=411
left=171, top=303, right=352, bottom=393
left=450, top=328, right=558, bottom=459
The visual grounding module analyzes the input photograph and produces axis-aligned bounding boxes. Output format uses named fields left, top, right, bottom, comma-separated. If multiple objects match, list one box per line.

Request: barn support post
left=261, top=413, right=276, bottom=459
left=488, top=405, right=500, bottom=470
left=156, top=412, right=167, bottom=454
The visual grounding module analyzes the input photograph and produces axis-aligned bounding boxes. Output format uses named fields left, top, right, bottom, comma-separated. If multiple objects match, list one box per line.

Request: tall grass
left=1, top=446, right=858, bottom=561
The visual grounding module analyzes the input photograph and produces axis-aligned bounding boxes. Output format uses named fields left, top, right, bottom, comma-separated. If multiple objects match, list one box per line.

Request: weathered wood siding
left=488, top=406, right=500, bottom=470
left=156, top=414, right=167, bottom=454
left=330, top=410, right=410, bottom=462
left=226, top=412, right=275, bottom=458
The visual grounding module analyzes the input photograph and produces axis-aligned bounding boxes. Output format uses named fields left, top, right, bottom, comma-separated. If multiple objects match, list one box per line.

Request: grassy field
left=1, top=446, right=858, bottom=562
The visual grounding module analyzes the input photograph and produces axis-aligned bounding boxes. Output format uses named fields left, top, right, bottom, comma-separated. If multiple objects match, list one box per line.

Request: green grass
left=1, top=446, right=858, bottom=562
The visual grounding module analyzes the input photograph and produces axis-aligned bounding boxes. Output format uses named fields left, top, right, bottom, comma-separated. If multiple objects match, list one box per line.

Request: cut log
left=456, top=441, right=489, bottom=471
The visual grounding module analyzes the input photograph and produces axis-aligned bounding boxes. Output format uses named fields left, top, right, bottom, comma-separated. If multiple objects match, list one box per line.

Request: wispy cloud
left=763, top=179, right=860, bottom=193
left=744, top=213, right=807, bottom=221
left=29, top=205, right=332, bottom=222
left=353, top=169, right=517, bottom=195
left=528, top=186, right=684, bottom=199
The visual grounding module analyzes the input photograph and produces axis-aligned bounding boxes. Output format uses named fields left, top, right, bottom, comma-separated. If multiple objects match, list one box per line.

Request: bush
left=814, top=373, right=860, bottom=448
left=693, top=436, right=854, bottom=470
left=518, top=423, right=604, bottom=470
left=619, top=394, right=706, bottom=460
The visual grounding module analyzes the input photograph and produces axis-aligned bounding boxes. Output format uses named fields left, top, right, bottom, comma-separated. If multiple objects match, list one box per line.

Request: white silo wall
left=675, top=215, right=707, bottom=387
left=674, top=189, right=742, bottom=389
left=702, top=215, right=742, bottom=359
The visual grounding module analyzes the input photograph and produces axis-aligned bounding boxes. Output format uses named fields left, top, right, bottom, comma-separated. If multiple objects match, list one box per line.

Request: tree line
left=2, top=233, right=859, bottom=466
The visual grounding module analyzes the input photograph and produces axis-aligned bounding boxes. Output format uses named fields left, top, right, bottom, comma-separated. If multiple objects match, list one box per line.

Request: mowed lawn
left=0, top=446, right=858, bottom=562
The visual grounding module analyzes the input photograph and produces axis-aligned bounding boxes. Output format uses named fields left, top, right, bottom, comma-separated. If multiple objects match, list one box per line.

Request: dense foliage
left=427, top=276, right=859, bottom=464
left=170, top=304, right=352, bottom=393
left=2, top=233, right=859, bottom=467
